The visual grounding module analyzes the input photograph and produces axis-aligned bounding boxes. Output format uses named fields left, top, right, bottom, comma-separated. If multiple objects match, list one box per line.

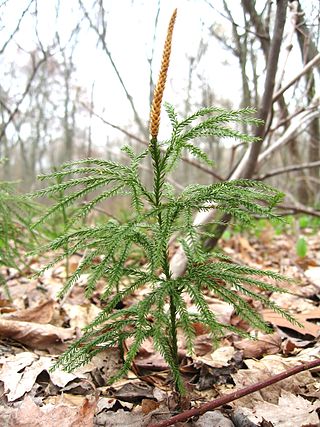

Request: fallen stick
left=148, top=358, right=320, bottom=427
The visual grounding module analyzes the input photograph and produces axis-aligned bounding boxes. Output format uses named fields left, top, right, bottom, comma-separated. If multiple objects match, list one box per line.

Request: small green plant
left=32, top=10, right=297, bottom=395
left=296, top=236, right=308, bottom=258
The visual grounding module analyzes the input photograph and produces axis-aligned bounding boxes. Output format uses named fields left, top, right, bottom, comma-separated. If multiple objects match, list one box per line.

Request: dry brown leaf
left=197, top=346, right=237, bottom=368
left=305, top=267, right=320, bottom=288
left=2, top=300, right=55, bottom=324
left=234, top=332, right=282, bottom=359
left=110, top=381, right=155, bottom=403
left=193, top=411, right=234, bottom=427
left=141, top=398, right=160, bottom=414
left=231, top=354, right=316, bottom=408
left=63, top=303, right=101, bottom=329
left=95, top=408, right=151, bottom=427
left=234, top=391, right=320, bottom=427
left=0, top=352, right=88, bottom=401
left=8, top=394, right=97, bottom=427
left=0, top=318, right=74, bottom=349
left=262, top=308, right=320, bottom=337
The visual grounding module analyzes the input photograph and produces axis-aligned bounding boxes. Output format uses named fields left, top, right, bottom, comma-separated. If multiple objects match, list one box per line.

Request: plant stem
left=61, top=203, right=69, bottom=280
left=56, top=169, right=69, bottom=279
left=149, top=136, right=181, bottom=393
left=169, top=293, right=179, bottom=368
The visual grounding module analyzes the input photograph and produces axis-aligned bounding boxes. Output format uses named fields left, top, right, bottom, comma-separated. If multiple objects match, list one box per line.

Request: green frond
left=73, top=184, right=125, bottom=220
left=59, top=157, right=129, bottom=173
left=164, top=102, right=179, bottom=128
left=0, top=181, right=39, bottom=278
left=32, top=177, right=123, bottom=227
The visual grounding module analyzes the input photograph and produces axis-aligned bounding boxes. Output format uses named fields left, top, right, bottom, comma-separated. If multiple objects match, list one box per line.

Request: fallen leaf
left=63, top=303, right=101, bottom=330
left=234, top=391, right=320, bottom=427
left=262, top=308, right=320, bottom=337
left=0, top=318, right=74, bottom=349
left=110, top=381, right=154, bottom=403
left=0, top=352, right=88, bottom=401
left=141, top=398, right=160, bottom=414
left=234, top=332, right=282, bottom=359
left=232, top=354, right=316, bottom=408
left=2, top=300, right=55, bottom=324
left=305, top=267, right=320, bottom=288
left=8, top=394, right=97, bottom=427
left=94, top=408, right=154, bottom=427
left=193, top=410, right=234, bottom=427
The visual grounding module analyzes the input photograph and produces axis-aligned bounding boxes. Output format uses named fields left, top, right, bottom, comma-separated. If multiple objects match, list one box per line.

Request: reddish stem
left=148, top=358, right=320, bottom=427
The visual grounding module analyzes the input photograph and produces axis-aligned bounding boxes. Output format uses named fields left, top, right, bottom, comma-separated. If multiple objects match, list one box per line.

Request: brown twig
left=277, top=203, right=320, bottom=218
left=258, top=160, right=320, bottom=181
left=147, top=358, right=320, bottom=427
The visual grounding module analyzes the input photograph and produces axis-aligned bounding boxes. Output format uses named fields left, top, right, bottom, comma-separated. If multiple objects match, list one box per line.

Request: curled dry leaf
left=2, top=300, right=55, bottom=324
left=234, top=332, right=282, bottom=359
left=0, top=318, right=74, bottom=349
left=262, top=308, right=320, bottom=337
left=110, top=381, right=155, bottom=403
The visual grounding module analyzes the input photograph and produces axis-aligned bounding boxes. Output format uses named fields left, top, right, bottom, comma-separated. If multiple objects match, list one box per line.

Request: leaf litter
left=0, top=231, right=319, bottom=426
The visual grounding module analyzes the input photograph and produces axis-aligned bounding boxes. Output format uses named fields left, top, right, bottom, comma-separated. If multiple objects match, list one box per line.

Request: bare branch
left=277, top=203, right=320, bottom=218
left=258, top=160, right=320, bottom=181
left=78, top=0, right=147, bottom=137
left=273, top=52, right=320, bottom=102
left=258, top=108, right=320, bottom=167
left=0, top=0, right=34, bottom=55
left=0, top=53, right=47, bottom=143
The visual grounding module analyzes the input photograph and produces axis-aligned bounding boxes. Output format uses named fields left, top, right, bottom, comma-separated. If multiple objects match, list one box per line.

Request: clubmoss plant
left=32, top=10, right=297, bottom=394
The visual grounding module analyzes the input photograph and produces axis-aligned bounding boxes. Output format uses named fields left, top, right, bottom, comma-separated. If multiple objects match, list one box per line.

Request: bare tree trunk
left=170, top=0, right=289, bottom=275
left=63, top=61, right=73, bottom=162
left=294, top=1, right=320, bottom=203
left=242, top=0, right=288, bottom=178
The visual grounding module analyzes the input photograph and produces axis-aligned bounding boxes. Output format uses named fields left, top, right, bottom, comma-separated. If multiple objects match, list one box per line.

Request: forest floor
left=0, top=226, right=319, bottom=426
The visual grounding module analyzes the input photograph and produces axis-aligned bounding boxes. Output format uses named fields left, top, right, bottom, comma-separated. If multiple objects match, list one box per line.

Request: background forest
left=0, top=0, right=319, bottom=210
